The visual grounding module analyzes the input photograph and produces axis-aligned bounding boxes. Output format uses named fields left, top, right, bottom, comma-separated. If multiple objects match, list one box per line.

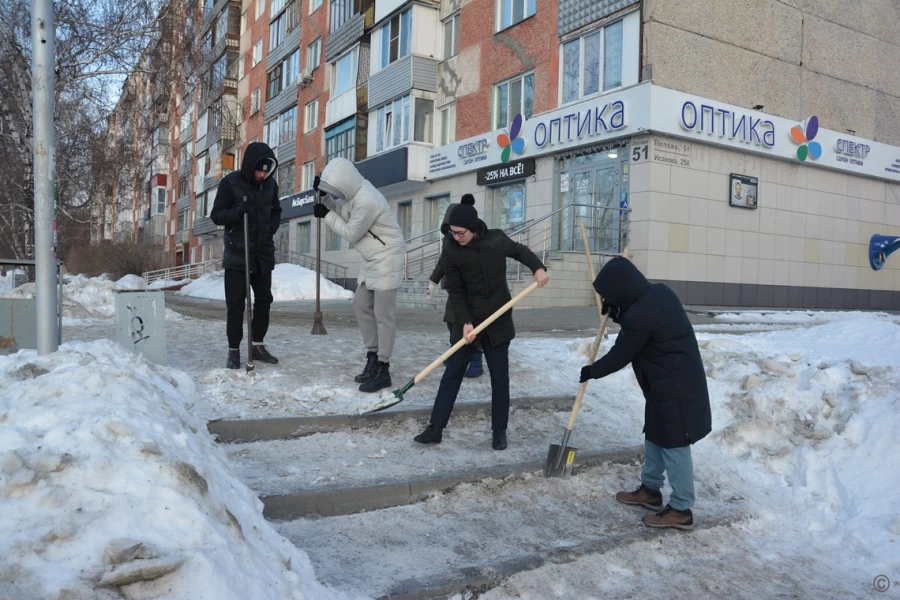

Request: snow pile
left=0, top=340, right=359, bottom=600
left=0, top=269, right=24, bottom=291
left=712, top=309, right=894, bottom=324
left=179, top=264, right=353, bottom=301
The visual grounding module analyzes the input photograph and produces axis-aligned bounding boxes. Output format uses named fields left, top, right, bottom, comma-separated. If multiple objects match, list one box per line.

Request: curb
left=261, top=446, right=643, bottom=521
left=208, top=395, right=576, bottom=443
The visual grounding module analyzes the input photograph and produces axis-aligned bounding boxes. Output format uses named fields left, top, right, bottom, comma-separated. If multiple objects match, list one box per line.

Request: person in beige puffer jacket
left=314, top=158, right=405, bottom=392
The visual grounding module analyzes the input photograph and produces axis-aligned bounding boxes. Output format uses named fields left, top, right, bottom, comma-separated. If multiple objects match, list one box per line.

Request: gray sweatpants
left=353, top=282, right=397, bottom=363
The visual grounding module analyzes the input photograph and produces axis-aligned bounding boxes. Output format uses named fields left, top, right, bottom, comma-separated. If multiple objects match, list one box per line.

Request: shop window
left=492, top=181, right=526, bottom=231
left=497, top=0, right=535, bottom=31
left=443, top=12, right=460, bottom=59
left=397, top=201, right=412, bottom=240
left=424, top=195, right=450, bottom=242
left=296, top=221, right=311, bottom=253
left=492, top=72, right=533, bottom=130
left=325, top=226, right=341, bottom=250
left=379, top=8, right=412, bottom=70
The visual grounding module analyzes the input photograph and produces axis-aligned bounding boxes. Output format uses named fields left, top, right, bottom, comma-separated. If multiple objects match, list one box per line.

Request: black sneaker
left=252, top=344, right=278, bottom=364
left=354, top=351, right=378, bottom=383
left=492, top=431, right=507, bottom=450
left=226, top=349, right=240, bottom=370
left=414, top=424, right=443, bottom=444
left=359, top=361, right=392, bottom=393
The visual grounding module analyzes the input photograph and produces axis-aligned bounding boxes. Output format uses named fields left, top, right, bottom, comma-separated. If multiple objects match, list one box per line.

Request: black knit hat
left=449, top=203, right=478, bottom=232
left=461, top=193, right=475, bottom=205
left=256, top=159, right=271, bottom=172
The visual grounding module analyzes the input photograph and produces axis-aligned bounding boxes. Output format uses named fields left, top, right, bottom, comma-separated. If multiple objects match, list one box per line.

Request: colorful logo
left=497, top=114, right=526, bottom=163
left=790, top=116, right=822, bottom=161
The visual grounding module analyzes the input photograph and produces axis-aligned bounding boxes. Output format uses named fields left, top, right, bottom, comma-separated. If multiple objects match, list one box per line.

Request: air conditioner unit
left=299, top=67, right=313, bottom=85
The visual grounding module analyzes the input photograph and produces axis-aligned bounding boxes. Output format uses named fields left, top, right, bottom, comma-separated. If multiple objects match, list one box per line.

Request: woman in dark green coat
left=414, top=202, right=549, bottom=450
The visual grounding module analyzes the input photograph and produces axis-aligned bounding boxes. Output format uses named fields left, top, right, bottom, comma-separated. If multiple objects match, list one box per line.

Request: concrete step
left=208, top=395, right=576, bottom=443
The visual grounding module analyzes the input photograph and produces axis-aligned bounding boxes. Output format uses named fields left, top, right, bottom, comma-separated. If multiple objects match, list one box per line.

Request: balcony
left=192, top=216, right=221, bottom=236
left=177, top=194, right=191, bottom=212
left=355, top=144, right=431, bottom=196
left=368, top=55, right=438, bottom=109
left=180, top=229, right=190, bottom=244
left=267, top=27, right=301, bottom=67
left=325, top=12, right=367, bottom=63
left=263, top=83, right=298, bottom=119
left=152, top=83, right=170, bottom=105
left=178, top=160, right=192, bottom=178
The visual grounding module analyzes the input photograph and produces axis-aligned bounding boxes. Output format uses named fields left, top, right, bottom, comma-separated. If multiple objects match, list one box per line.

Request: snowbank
left=712, top=309, right=894, bottom=324
left=0, top=340, right=359, bottom=600
left=178, top=264, right=353, bottom=301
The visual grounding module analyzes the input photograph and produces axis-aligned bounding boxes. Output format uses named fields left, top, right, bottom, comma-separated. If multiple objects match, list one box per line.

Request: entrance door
left=572, top=165, right=619, bottom=253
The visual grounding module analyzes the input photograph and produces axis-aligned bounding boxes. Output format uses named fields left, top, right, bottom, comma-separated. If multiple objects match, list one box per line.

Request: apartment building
left=107, top=0, right=900, bottom=309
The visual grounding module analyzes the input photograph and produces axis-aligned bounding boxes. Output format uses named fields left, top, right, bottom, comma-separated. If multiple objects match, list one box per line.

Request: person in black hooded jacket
left=413, top=202, right=549, bottom=450
left=210, top=142, right=282, bottom=369
left=581, top=257, right=711, bottom=531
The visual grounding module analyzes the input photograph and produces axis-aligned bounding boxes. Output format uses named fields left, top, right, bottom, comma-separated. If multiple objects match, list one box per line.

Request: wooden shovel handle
left=413, top=280, right=541, bottom=385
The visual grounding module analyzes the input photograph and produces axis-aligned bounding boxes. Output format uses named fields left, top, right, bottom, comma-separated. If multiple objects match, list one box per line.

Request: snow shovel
left=243, top=211, right=255, bottom=375
left=544, top=222, right=629, bottom=477
left=366, top=280, right=543, bottom=414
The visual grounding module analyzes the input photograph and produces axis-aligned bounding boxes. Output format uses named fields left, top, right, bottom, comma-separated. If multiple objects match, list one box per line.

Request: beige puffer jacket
left=318, top=158, right=405, bottom=291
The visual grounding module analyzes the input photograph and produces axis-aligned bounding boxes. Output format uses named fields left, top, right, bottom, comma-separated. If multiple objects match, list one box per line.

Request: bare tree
left=0, top=0, right=168, bottom=260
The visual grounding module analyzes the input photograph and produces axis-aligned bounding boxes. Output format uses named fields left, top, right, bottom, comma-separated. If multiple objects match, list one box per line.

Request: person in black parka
left=581, top=257, right=711, bottom=531
left=414, top=202, right=549, bottom=450
left=210, top=142, right=282, bottom=369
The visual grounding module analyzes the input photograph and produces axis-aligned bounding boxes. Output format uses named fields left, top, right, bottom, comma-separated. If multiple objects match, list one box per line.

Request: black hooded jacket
left=210, top=142, right=281, bottom=273
left=589, top=257, right=711, bottom=448
left=441, top=220, right=545, bottom=347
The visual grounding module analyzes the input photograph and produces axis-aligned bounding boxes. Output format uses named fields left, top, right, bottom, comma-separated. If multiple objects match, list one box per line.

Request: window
left=197, top=110, right=209, bottom=139
left=443, top=13, right=460, bottom=59
left=302, top=161, right=316, bottom=190
left=425, top=195, right=450, bottom=241
left=241, top=11, right=247, bottom=34
left=325, top=118, right=356, bottom=163
left=279, top=106, right=297, bottom=145
left=492, top=72, right=533, bottom=129
left=439, top=103, right=456, bottom=145
left=379, top=8, right=412, bottom=69
left=562, top=19, right=624, bottom=103
left=376, top=95, right=410, bottom=152
left=330, top=0, right=352, bottom=32
left=215, top=9, right=228, bottom=45
left=278, top=160, right=295, bottom=196
left=253, top=40, right=263, bottom=66
left=307, top=38, right=321, bottom=71
left=493, top=180, right=526, bottom=230
left=296, top=221, right=311, bottom=253
left=283, top=49, right=300, bottom=89
left=331, top=47, right=358, bottom=97
left=155, top=188, right=166, bottom=214
left=152, top=128, right=160, bottom=147
left=269, top=5, right=297, bottom=52
left=305, top=99, right=319, bottom=132
left=256, top=0, right=265, bottom=19
left=264, top=119, right=280, bottom=147
left=309, top=0, right=322, bottom=13
left=325, top=226, right=340, bottom=250
left=271, top=0, right=288, bottom=14
left=414, top=98, right=434, bottom=143
left=397, top=201, right=412, bottom=240
left=194, top=192, right=206, bottom=221
left=195, top=152, right=210, bottom=189
left=177, top=209, right=188, bottom=232
left=250, top=88, right=261, bottom=114
left=180, top=104, right=193, bottom=133
left=268, top=63, right=283, bottom=99
left=497, top=0, right=535, bottom=31
left=178, top=176, right=190, bottom=199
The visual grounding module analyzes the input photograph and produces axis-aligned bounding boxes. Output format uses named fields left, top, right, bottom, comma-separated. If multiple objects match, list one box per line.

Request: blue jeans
left=430, top=336, right=509, bottom=432
left=641, top=439, right=695, bottom=511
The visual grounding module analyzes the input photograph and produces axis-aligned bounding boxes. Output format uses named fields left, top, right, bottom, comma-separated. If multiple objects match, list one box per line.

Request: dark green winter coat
left=441, top=220, right=545, bottom=347
left=210, top=142, right=281, bottom=274
left=588, top=257, right=711, bottom=448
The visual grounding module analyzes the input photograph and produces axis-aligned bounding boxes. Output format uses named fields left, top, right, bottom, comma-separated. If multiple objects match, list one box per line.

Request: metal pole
left=32, top=0, right=58, bottom=354
left=311, top=208, right=326, bottom=335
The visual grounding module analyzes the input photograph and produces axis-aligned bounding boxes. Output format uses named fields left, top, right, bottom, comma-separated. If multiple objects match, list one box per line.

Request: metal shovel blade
left=543, top=444, right=577, bottom=478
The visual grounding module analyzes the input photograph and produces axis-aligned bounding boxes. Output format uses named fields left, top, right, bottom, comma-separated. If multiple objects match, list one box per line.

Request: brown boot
left=642, top=504, right=694, bottom=531
left=616, top=483, right=663, bottom=510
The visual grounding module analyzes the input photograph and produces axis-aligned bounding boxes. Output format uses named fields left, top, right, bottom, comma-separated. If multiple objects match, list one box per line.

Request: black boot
left=414, top=424, right=443, bottom=444
left=226, top=349, right=240, bottom=369
left=492, top=431, right=507, bottom=450
left=252, top=344, right=279, bottom=364
left=354, top=351, right=378, bottom=383
left=359, top=361, right=392, bottom=393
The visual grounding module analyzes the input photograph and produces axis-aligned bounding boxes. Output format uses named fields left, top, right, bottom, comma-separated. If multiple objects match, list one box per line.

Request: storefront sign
left=476, top=158, right=535, bottom=186
left=729, top=174, right=758, bottom=209
left=280, top=189, right=317, bottom=221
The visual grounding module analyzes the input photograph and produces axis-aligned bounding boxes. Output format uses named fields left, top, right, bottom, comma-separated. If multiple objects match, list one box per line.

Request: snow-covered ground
left=178, top=264, right=353, bottom=302
left=1, top=272, right=898, bottom=598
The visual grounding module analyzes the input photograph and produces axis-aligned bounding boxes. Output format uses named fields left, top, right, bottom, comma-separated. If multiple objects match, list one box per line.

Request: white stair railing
left=142, top=258, right=222, bottom=287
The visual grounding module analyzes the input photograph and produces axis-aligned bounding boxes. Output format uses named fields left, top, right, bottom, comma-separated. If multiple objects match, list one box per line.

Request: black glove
left=237, top=200, right=257, bottom=224
left=313, top=175, right=327, bottom=197
left=601, top=298, right=611, bottom=316
left=580, top=365, right=593, bottom=383
left=313, top=203, right=330, bottom=219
